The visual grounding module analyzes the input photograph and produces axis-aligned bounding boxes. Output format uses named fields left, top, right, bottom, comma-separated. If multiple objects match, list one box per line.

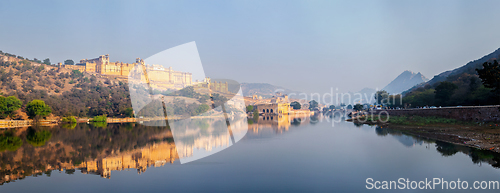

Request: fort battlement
left=68, top=54, right=143, bottom=77
left=62, top=54, right=228, bottom=93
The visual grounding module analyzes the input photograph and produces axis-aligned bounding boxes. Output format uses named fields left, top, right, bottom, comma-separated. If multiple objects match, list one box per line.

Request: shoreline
left=347, top=116, right=500, bottom=153
left=0, top=114, right=247, bottom=129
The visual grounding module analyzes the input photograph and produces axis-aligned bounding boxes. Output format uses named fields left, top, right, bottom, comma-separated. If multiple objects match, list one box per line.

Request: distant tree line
left=0, top=51, right=53, bottom=65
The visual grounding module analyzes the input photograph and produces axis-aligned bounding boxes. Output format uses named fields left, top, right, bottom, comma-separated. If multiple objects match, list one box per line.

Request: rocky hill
left=0, top=51, right=240, bottom=119
left=240, top=83, right=297, bottom=98
left=401, top=47, right=500, bottom=107
left=382, top=70, right=428, bottom=94
left=416, top=47, right=500, bottom=90
left=0, top=51, right=132, bottom=118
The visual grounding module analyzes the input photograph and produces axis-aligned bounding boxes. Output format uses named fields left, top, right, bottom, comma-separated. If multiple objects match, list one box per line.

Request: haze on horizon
left=1, top=0, right=499, bottom=94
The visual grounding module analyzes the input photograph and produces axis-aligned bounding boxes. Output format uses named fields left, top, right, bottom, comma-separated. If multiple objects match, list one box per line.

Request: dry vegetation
left=0, top=53, right=133, bottom=118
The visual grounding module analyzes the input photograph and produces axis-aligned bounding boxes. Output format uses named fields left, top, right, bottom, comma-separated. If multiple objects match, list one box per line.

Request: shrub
left=61, top=116, right=77, bottom=123
left=92, top=115, right=107, bottom=122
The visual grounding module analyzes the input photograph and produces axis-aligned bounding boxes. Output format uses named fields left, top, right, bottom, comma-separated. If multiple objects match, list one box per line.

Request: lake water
left=1, top=115, right=500, bottom=192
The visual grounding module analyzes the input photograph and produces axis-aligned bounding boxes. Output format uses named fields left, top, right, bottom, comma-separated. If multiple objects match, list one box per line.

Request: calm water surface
left=1, top=116, right=500, bottom=192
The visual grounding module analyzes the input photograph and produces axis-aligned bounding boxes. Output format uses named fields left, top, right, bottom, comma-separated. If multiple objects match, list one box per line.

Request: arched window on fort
left=263, top=109, right=266, bottom=113
left=270, top=109, right=273, bottom=113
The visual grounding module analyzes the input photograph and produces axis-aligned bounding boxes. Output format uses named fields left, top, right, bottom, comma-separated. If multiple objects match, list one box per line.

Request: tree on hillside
left=329, top=105, right=335, bottom=110
left=196, top=104, right=210, bottom=115
left=0, top=96, right=22, bottom=119
left=347, top=104, right=353, bottom=109
left=26, top=100, right=52, bottom=120
left=246, top=105, right=254, bottom=112
left=122, top=108, right=134, bottom=118
left=403, top=89, right=435, bottom=108
left=309, top=100, right=318, bottom=110
left=290, top=101, right=301, bottom=110
left=64, top=59, right=74, bottom=65
left=375, top=90, right=389, bottom=105
left=476, top=60, right=500, bottom=95
left=434, top=81, right=458, bottom=106
left=211, top=93, right=228, bottom=108
left=387, top=94, right=403, bottom=107
left=353, top=104, right=363, bottom=111
left=43, top=58, right=51, bottom=65
left=178, top=86, right=199, bottom=98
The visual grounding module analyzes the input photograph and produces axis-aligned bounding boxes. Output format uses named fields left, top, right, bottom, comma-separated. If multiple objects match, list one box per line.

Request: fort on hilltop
left=61, top=54, right=228, bottom=92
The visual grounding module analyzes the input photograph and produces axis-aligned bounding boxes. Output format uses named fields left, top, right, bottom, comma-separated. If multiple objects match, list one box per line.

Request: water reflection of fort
left=77, top=117, right=245, bottom=178
left=54, top=116, right=297, bottom=179
left=78, top=142, right=179, bottom=178
left=175, top=129, right=231, bottom=158
left=0, top=118, right=249, bottom=183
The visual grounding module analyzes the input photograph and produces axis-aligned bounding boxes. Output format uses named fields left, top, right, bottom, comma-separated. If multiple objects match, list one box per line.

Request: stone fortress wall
left=62, top=54, right=228, bottom=93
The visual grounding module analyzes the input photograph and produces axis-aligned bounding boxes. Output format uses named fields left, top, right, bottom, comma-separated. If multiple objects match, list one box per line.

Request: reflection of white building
left=172, top=118, right=248, bottom=159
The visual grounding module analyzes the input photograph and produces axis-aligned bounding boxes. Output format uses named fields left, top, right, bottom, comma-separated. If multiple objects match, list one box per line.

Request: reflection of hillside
left=375, top=127, right=428, bottom=148
left=374, top=126, right=500, bottom=169
left=0, top=117, right=249, bottom=184
left=392, top=135, right=425, bottom=147
left=0, top=124, right=177, bottom=184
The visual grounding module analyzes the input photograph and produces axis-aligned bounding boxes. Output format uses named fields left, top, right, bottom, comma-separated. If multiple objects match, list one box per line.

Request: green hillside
left=401, top=48, right=500, bottom=107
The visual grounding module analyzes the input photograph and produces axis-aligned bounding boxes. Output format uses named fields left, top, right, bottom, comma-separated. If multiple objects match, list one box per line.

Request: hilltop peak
left=382, top=71, right=428, bottom=94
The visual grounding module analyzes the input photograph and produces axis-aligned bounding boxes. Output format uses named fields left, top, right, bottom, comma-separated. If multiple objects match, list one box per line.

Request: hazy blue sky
left=1, top=0, right=500, bottom=93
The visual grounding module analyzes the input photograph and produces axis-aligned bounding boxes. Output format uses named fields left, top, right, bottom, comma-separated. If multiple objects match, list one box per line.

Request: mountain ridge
left=240, top=83, right=298, bottom=98
left=382, top=70, right=428, bottom=94
left=408, top=47, right=500, bottom=93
